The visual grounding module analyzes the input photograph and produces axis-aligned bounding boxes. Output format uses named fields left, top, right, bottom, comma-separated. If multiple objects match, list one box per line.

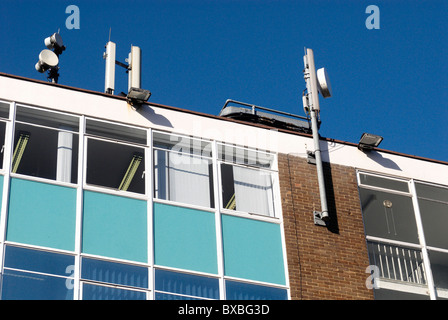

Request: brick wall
left=278, top=153, right=373, bottom=300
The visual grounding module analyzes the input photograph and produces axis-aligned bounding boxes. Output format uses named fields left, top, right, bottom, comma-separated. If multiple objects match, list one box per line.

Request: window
left=0, top=102, right=9, bottom=170
left=415, top=183, right=448, bottom=250
left=154, top=269, right=219, bottom=300
left=13, top=106, right=79, bottom=183
left=153, top=132, right=214, bottom=208
left=359, top=188, right=418, bottom=244
left=1, top=245, right=74, bottom=300
left=80, top=257, right=148, bottom=300
left=219, top=144, right=275, bottom=217
left=85, top=119, right=146, bottom=194
left=415, top=182, right=448, bottom=298
left=225, top=280, right=287, bottom=300
left=359, top=173, right=448, bottom=299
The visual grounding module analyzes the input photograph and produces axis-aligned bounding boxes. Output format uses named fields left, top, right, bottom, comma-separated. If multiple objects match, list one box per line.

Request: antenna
left=35, top=32, right=65, bottom=83
left=104, top=41, right=116, bottom=94
left=103, top=43, right=143, bottom=94
left=128, top=45, right=141, bottom=91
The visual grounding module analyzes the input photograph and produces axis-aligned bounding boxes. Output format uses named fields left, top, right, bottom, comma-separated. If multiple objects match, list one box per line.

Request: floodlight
left=358, top=133, right=383, bottom=151
left=127, top=87, right=151, bottom=107
left=316, top=68, right=332, bottom=98
left=35, top=49, right=59, bottom=73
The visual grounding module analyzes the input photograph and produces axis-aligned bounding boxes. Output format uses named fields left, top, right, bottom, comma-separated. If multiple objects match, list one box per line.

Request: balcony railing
left=367, top=240, right=427, bottom=285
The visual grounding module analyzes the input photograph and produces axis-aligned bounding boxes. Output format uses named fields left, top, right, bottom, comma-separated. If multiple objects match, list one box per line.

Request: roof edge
left=1, top=72, right=446, bottom=166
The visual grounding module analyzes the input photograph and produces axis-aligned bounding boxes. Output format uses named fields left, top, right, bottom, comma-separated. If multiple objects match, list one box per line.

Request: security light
left=126, top=87, right=151, bottom=108
left=358, top=133, right=383, bottom=151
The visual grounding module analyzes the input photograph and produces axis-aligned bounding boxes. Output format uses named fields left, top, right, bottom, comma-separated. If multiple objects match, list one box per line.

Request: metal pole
left=304, top=48, right=329, bottom=222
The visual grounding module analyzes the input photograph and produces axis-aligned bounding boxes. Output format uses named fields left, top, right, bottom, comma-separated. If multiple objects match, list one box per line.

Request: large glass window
left=416, top=183, right=448, bottom=250
left=85, top=119, right=146, bottom=194
left=1, top=245, right=74, bottom=300
left=153, top=131, right=214, bottom=208
left=359, top=188, right=418, bottom=244
left=225, top=280, right=287, bottom=300
left=0, top=102, right=9, bottom=170
left=154, top=269, right=219, bottom=300
left=13, top=106, right=79, bottom=183
left=219, top=143, right=275, bottom=217
left=80, top=257, right=148, bottom=300
left=358, top=173, right=448, bottom=300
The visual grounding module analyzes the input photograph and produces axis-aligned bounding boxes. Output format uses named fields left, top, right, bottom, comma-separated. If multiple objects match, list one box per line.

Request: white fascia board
left=1, top=75, right=447, bottom=186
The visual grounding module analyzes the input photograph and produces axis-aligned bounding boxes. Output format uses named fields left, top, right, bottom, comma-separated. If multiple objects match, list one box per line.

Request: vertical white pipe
left=56, top=129, right=73, bottom=183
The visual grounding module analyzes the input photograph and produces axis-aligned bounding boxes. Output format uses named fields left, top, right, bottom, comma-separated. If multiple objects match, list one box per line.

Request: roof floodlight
left=126, top=87, right=151, bottom=109
left=358, top=133, right=383, bottom=151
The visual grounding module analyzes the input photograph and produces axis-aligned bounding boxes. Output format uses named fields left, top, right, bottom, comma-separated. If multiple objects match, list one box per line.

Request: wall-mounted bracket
left=314, top=211, right=328, bottom=227
left=307, top=150, right=316, bottom=164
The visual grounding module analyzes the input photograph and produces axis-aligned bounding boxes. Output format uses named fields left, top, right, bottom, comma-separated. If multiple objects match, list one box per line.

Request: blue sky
left=1, top=0, right=447, bottom=162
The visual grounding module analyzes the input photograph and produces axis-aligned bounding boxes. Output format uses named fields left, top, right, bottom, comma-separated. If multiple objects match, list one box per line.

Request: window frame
left=152, top=132, right=215, bottom=210
left=217, top=143, right=280, bottom=220
left=83, top=118, right=149, bottom=199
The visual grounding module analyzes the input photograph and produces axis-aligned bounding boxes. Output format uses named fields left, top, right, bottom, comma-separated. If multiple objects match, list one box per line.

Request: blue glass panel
left=82, top=283, right=146, bottom=300
left=155, top=269, right=219, bottom=299
left=155, top=292, right=202, bottom=300
left=153, top=202, right=217, bottom=274
left=225, top=280, right=288, bottom=300
left=1, top=269, right=73, bottom=300
left=221, top=215, right=286, bottom=285
left=82, top=190, right=147, bottom=263
left=81, top=258, right=148, bottom=289
left=7, top=178, right=77, bottom=251
left=4, top=245, right=74, bottom=277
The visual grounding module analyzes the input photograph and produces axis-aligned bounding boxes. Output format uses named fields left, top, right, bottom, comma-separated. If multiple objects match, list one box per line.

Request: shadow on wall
left=138, top=104, right=173, bottom=128
left=322, top=163, right=339, bottom=234
left=364, top=151, right=402, bottom=171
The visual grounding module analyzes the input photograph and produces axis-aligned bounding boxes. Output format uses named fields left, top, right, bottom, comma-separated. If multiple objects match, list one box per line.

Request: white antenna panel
left=104, top=41, right=116, bottom=94
left=128, top=46, right=141, bottom=91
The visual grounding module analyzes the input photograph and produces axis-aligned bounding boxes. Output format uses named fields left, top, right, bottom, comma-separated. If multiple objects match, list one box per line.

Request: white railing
left=367, top=241, right=427, bottom=285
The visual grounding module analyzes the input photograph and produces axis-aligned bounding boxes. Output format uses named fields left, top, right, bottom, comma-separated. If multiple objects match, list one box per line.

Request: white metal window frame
left=356, top=170, right=448, bottom=299
left=0, top=101, right=289, bottom=300
left=152, top=131, right=215, bottom=211
left=9, top=103, right=81, bottom=188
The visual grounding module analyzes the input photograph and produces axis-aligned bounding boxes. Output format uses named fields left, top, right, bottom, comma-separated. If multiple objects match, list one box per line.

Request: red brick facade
left=278, top=153, right=373, bottom=300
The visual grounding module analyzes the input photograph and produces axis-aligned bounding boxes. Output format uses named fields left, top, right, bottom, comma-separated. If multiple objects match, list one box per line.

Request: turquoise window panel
left=221, top=215, right=286, bottom=285
left=82, top=191, right=147, bottom=263
left=7, top=178, right=77, bottom=251
left=153, top=202, right=217, bottom=274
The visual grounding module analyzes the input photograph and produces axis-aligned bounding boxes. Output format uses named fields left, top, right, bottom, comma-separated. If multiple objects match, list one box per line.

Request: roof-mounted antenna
left=35, top=31, right=66, bottom=83
left=103, top=34, right=142, bottom=95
